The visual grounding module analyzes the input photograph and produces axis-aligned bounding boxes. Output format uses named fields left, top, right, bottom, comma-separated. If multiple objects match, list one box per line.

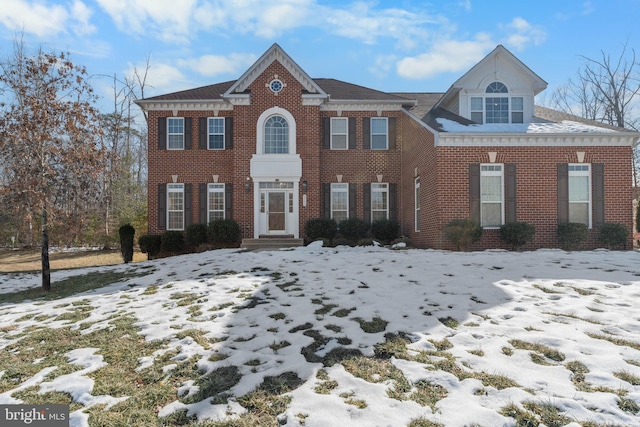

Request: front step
left=241, top=238, right=304, bottom=250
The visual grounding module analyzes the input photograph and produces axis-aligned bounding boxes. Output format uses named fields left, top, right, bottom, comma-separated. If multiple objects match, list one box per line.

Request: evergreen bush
left=499, top=222, right=535, bottom=250
left=557, top=222, right=589, bottom=251
left=598, top=222, right=628, bottom=249
left=161, top=230, right=185, bottom=254
left=337, top=218, right=370, bottom=242
left=444, top=218, right=483, bottom=251
left=207, top=219, right=241, bottom=246
left=118, top=223, right=135, bottom=263
left=138, top=234, right=162, bottom=260
left=370, top=219, right=400, bottom=244
left=185, top=223, right=208, bottom=248
left=304, top=218, right=338, bottom=241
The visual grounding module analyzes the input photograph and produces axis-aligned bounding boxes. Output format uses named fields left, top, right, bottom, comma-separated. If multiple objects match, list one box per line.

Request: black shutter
left=199, top=183, right=207, bottom=224
left=322, top=183, right=331, bottom=218
left=322, top=118, right=330, bottom=149
left=157, top=183, right=166, bottom=230
left=469, top=164, right=480, bottom=223
left=348, top=117, right=356, bottom=149
left=199, top=117, right=207, bottom=149
left=593, top=163, right=605, bottom=226
left=505, top=163, right=517, bottom=223
left=225, top=184, right=233, bottom=219
left=362, top=118, right=370, bottom=149
left=363, top=183, right=371, bottom=222
left=184, top=118, right=192, bottom=149
left=225, top=117, right=233, bottom=149
left=349, top=183, right=357, bottom=219
left=184, top=184, right=192, bottom=227
left=388, top=117, right=396, bottom=149
left=557, top=164, right=569, bottom=223
left=389, top=183, right=397, bottom=221
left=158, top=117, right=166, bottom=150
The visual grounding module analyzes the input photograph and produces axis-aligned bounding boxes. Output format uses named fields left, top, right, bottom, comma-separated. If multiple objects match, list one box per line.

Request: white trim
left=568, top=163, right=592, bottom=228
left=207, top=117, right=225, bottom=150
left=135, top=100, right=233, bottom=111
left=320, top=102, right=407, bottom=112
left=331, top=183, right=349, bottom=221
left=207, top=183, right=225, bottom=222
left=330, top=117, right=348, bottom=150
left=438, top=133, right=637, bottom=147
left=414, top=177, right=420, bottom=232
left=480, top=164, right=504, bottom=228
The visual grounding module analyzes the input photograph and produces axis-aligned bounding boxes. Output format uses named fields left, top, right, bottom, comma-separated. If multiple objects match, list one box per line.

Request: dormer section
left=436, top=45, right=547, bottom=125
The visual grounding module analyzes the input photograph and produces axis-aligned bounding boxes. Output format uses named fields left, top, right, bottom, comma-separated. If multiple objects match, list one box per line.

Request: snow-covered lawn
left=1, top=244, right=639, bottom=426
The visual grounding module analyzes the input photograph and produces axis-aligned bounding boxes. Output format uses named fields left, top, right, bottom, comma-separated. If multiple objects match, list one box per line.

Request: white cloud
left=397, top=34, right=495, bottom=79
left=126, top=61, right=189, bottom=96
left=0, top=0, right=95, bottom=37
left=503, top=17, right=546, bottom=51
left=178, top=53, right=258, bottom=78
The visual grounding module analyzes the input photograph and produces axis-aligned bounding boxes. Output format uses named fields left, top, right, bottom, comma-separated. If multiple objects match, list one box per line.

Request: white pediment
left=223, top=43, right=327, bottom=98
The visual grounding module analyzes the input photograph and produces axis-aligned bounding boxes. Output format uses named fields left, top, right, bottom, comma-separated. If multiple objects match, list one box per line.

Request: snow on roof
left=436, top=118, right=619, bottom=134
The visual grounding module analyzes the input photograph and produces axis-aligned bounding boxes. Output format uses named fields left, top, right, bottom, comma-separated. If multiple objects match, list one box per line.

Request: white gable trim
left=437, top=133, right=637, bottom=147
left=224, top=43, right=327, bottom=99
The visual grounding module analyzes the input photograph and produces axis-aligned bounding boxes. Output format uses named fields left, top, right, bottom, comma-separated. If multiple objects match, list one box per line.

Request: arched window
left=264, top=115, right=289, bottom=154
left=470, top=81, right=523, bottom=124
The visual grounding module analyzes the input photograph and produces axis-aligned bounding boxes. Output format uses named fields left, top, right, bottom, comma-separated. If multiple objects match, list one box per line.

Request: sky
left=0, top=1, right=638, bottom=111
left=1, top=244, right=640, bottom=425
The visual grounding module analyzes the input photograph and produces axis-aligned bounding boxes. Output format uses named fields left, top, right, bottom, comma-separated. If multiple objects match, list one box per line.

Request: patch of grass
left=53, top=305, right=93, bottom=323
left=181, top=365, right=241, bottom=405
left=543, top=311, right=603, bottom=325
left=0, top=270, right=149, bottom=304
left=626, top=359, right=640, bottom=367
left=331, top=307, right=356, bottom=318
left=140, top=285, right=159, bottom=295
left=314, top=303, right=338, bottom=316
left=407, top=417, right=444, bottom=427
left=438, top=316, right=459, bottom=329
left=570, top=286, right=596, bottom=295
left=429, top=337, right=453, bottom=351
left=618, top=397, right=640, bottom=413
left=502, top=347, right=514, bottom=356
left=587, top=332, right=640, bottom=351
left=614, top=370, right=640, bottom=385
left=269, top=312, right=286, bottom=320
left=468, top=348, right=484, bottom=357
left=533, top=284, right=563, bottom=294
left=324, top=324, right=342, bottom=333
left=174, top=329, right=212, bottom=349
left=289, top=322, right=313, bottom=333
left=374, top=333, right=411, bottom=359
left=409, top=380, right=448, bottom=410
left=269, top=341, right=291, bottom=352
left=509, top=339, right=565, bottom=363
left=565, top=360, right=591, bottom=392
left=352, top=316, right=388, bottom=333
left=314, top=369, right=339, bottom=395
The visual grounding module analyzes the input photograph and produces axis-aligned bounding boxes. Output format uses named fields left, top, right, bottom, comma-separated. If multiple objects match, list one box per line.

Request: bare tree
left=0, top=40, right=108, bottom=291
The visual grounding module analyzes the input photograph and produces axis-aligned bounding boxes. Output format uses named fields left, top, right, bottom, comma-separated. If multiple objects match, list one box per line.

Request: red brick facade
left=140, top=44, right=637, bottom=250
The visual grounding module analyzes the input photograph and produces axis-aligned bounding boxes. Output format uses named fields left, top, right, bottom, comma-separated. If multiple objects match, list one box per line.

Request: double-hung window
left=480, top=164, right=504, bottom=227
left=568, top=164, right=591, bottom=226
left=167, top=183, right=184, bottom=230
left=371, top=183, right=389, bottom=221
left=208, top=183, right=225, bottom=222
left=208, top=118, right=225, bottom=150
left=331, top=183, right=348, bottom=222
left=167, top=118, right=184, bottom=149
left=370, top=117, right=388, bottom=150
left=470, top=82, right=524, bottom=124
left=331, top=117, right=348, bottom=150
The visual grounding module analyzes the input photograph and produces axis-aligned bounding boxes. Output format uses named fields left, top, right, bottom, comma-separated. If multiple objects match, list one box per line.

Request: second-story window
left=471, top=82, right=524, bottom=124
left=167, top=117, right=184, bottom=149
left=264, top=115, right=289, bottom=154
left=208, top=117, right=225, bottom=150
left=370, top=117, right=388, bottom=150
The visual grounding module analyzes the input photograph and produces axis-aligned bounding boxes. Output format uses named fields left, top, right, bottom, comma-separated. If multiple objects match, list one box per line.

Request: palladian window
left=264, top=115, right=289, bottom=154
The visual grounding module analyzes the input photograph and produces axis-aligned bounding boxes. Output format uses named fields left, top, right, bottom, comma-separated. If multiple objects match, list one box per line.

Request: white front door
left=256, top=182, right=297, bottom=237
left=267, top=191, right=286, bottom=233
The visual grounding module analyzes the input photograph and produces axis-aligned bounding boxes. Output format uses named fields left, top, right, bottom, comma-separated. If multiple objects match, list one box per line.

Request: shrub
left=370, top=219, right=400, bottom=244
left=598, top=222, right=628, bottom=249
left=138, top=234, right=162, bottom=260
left=118, top=224, right=135, bottom=263
left=444, top=218, right=483, bottom=251
left=208, top=219, right=241, bottom=246
left=185, top=223, right=208, bottom=248
left=499, top=222, right=535, bottom=251
left=161, top=230, right=185, bottom=254
left=305, top=218, right=338, bottom=241
left=557, top=222, right=588, bottom=251
left=338, top=218, right=370, bottom=241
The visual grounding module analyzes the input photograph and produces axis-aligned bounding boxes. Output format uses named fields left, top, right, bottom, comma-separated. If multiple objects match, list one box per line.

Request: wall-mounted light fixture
left=245, top=177, right=251, bottom=192
left=302, top=180, right=308, bottom=193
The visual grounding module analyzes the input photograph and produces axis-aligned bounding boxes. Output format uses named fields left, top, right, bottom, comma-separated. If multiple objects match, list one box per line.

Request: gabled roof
left=224, top=43, right=326, bottom=98
left=140, top=81, right=235, bottom=102
left=435, top=45, right=548, bottom=109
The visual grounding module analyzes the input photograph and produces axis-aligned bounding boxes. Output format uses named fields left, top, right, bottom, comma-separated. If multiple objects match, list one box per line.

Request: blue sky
left=0, top=0, right=638, bottom=109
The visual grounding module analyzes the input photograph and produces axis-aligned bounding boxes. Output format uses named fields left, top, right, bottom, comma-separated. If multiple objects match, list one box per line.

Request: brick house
left=136, top=43, right=638, bottom=250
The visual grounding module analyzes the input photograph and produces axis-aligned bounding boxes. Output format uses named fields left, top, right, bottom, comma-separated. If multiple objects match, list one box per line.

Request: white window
left=371, top=183, right=388, bottom=221
left=415, top=177, right=420, bottom=232
left=167, top=118, right=184, bottom=150
left=208, top=118, right=225, bottom=150
left=331, top=183, right=348, bottom=222
left=331, top=117, right=348, bottom=150
left=370, top=117, right=388, bottom=150
left=480, top=164, right=504, bottom=227
left=470, top=83, right=524, bottom=124
left=167, top=183, right=184, bottom=230
left=568, top=164, right=591, bottom=226
left=264, top=115, right=289, bottom=154
left=208, top=183, right=225, bottom=222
